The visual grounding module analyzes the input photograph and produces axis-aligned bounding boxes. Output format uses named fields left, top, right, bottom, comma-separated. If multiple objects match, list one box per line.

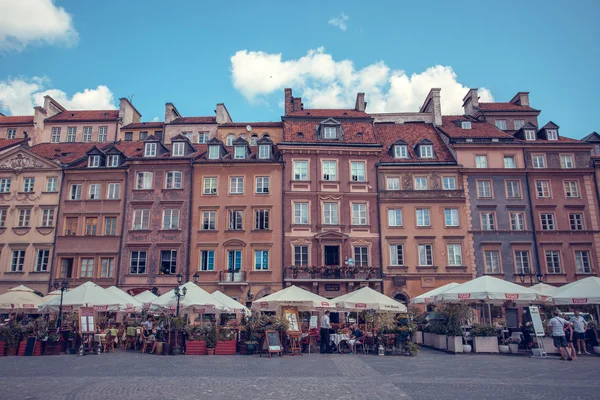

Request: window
left=569, top=213, right=584, bottom=231
left=414, top=177, right=428, bottom=190
left=65, top=217, right=78, bottom=235
left=23, top=178, right=34, bottom=193
left=98, top=126, right=108, bottom=142
left=443, top=176, right=456, bottom=190
left=208, top=145, right=220, bottom=160
left=515, top=251, right=530, bottom=274
left=173, top=142, right=185, bottom=156
left=447, top=244, right=462, bottom=266
left=7, top=129, right=16, bottom=139
left=350, top=161, right=366, bottom=182
left=228, top=210, right=243, bottom=230
left=100, top=258, right=114, bottom=278
left=104, top=217, right=117, bottom=236
left=484, top=250, right=500, bottom=274
left=200, top=250, right=215, bottom=271
left=144, top=143, right=157, bottom=157
left=136, top=172, right=153, bottom=189
left=323, top=126, right=336, bottom=139
left=510, top=213, right=525, bottom=231
left=418, top=244, right=433, bottom=266
left=294, top=245, right=309, bottom=266
left=495, top=120, right=507, bottom=130
left=560, top=155, right=574, bottom=169
left=503, top=156, right=516, bottom=169
left=390, top=244, right=404, bottom=266
left=255, top=250, right=269, bottom=270
left=256, top=176, right=270, bottom=194
left=525, top=130, right=536, bottom=141
left=535, top=181, right=551, bottom=198
left=386, top=177, right=400, bottom=190
left=546, top=130, right=558, bottom=140
left=82, top=126, right=92, bottom=142
left=162, top=209, right=180, bottom=230
left=322, top=161, right=337, bottom=181
left=0, top=209, right=6, bottom=227
left=88, top=183, right=101, bottom=200
left=133, top=209, right=150, bottom=230
left=46, top=177, right=58, bottom=192
left=354, top=247, right=369, bottom=267
left=564, top=181, right=579, bottom=198
left=130, top=251, right=147, bottom=274
left=294, top=203, right=309, bottom=224
left=506, top=180, right=521, bottom=198
left=575, top=251, right=591, bottom=274
left=41, top=209, right=54, bottom=227
left=229, top=176, right=244, bottom=194
left=234, top=145, right=245, bottom=159
left=475, top=155, right=488, bottom=168
left=85, top=217, right=98, bottom=235
left=546, top=250, right=562, bottom=274
left=481, top=212, right=496, bottom=230
left=165, top=171, right=183, bottom=189
left=258, top=145, right=270, bottom=159
left=182, top=132, right=192, bottom=141
left=35, top=249, right=50, bottom=272
left=0, top=178, right=10, bottom=193
left=228, top=250, right=242, bottom=271
left=67, top=127, right=76, bottom=142
left=203, top=177, right=218, bottom=195
left=198, top=132, right=208, bottom=144
left=11, top=250, right=25, bottom=271
left=323, top=203, right=339, bottom=224
left=254, top=209, right=269, bottom=230
left=394, top=145, right=408, bottom=158
left=444, top=209, right=459, bottom=227
left=125, top=132, right=133, bottom=141
left=388, top=209, right=402, bottom=227
left=51, top=127, right=61, bottom=143
left=352, top=203, right=367, bottom=225
left=160, top=250, right=177, bottom=274
left=514, top=120, right=525, bottom=130
left=419, top=145, right=433, bottom=158
left=416, top=208, right=430, bottom=227
left=293, top=161, right=308, bottom=180
left=226, top=134, right=235, bottom=146
left=80, top=258, right=94, bottom=278
left=202, top=211, right=216, bottom=230
left=540, top=213, right=555, bottom=230
left=532, top=155, right=546, bottom=168
left=17, top=209, right=30, bottom=227
left=107, top=183, right=120, bottom=199
left=107, top=155, right=119, bottom=167
left=461, top=121, right=471, bottom=129
left=477, top=180, right=492, bottom=198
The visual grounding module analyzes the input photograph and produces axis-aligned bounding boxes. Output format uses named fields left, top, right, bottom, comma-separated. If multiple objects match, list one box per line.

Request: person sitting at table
left=347, top=324, right=363, bottom=354
left=143, top=316, right=154, bottom=336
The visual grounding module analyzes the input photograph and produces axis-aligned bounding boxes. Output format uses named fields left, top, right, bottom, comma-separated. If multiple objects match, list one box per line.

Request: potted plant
left=185, top=325, right=207, bottom=355
left=206, top=325, right=217, bottom=355
left=215, top=327, right=236, bottom=355
left=506, top=337, right=520, bottom=354
left=429, top=322, right=448, bottom=350
left=66, top=330, right=78, bottom=354
left=4, top=325, right=21, bottom=356
left=406, top=342, right=419, bottom=356
left=0, top=326, right=7, bottom=356
left=470, top=324, right=499, bottom=353
left=498, top=341, right=510, bottom=354
left=171, top=316, right=186, bottom=356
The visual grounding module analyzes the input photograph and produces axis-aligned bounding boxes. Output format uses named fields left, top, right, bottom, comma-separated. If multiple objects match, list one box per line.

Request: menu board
left=528, top=306, right=545, bottom=337
left=79, top=307, right=95, bottom=334
left=283, top=307, right=300, bottom=332
left=310, top=315, right=318, bottom=329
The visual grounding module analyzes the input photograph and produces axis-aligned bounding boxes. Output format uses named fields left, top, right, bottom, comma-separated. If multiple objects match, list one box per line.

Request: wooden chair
left=140, top=328, right=156, bottom=354
left=116, top=325, right=126, bottom=348
left=124, top=327, right=137, bottom=350
left=102, top=332, right=115, bottom=353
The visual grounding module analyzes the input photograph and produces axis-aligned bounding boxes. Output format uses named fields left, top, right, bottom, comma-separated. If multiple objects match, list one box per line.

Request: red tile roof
left=169, top=116, right=217, bottom=124
left=0, top=138, right=29, bottom=151
left=282, top=120, right=376, bottom=143
left=193, top=144, right=281, bottom=163
left=440, top=116, right=515, bottom=139
left=220, top=122, right=282, bottom=128
left=45, top=110, right=119, bottom=122
left=0, top=115, right=34, bottom=125
left=114, top=141, right=144, bottom=158
left=478, top=103, right=538, bottom=112
left=375, top=123, right=455, bottom=163
left=29, top=142, right=108, bottom=164
left=286, top=109, right=369, bottom=118
left=121, top=122, right=164, bottom=130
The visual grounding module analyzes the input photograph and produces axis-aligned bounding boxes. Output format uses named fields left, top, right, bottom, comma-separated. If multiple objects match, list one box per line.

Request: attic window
left=357, top=132, right=363, bottom=138
left=88, top=155, right=101, bottom=168
left=173, top=142, right=185, bottom=157
left=226, top=134, right=235, bottom=146
left=250, top=134, right=258, bottom=146
left=394, top=145, right=408, bottom=159
left=525, top=130, right=536, bottom=141
left=234, top=145, right=245, bottom=159
left=323, top=126, right=337, bottom=139
left=144, top=142, right=157, bottom=157
left=107, top=155, right=119, bottom=167
left=419, top=145, right=433, bottom=158
left=461, top=121, right=471, bottom=129
left=208, top=145, right=220, bottom=160
left=547, top=130, right=558, bottom=140
left=297, top=132, right=303, bottom=138
left=258, top=144, right=270, bottom=159
left=71, top=113, right=75, bottom=117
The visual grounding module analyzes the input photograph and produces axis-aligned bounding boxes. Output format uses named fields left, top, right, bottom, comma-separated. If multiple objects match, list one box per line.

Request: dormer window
left=461, top=121, right=472, bottom=129
left=419, top=145, right=433, bottom=158
left=525, top=130, right=536, bottom=141
left=250, top=134, right=258, bottom=146
left=234, top=145, right=245, bottom=159
left=226, top=134, right=235, bottom=146
left=323, top=127, right=337, bottom=139
left=173, top=142, right=185, bottom=157
left=208, top=145, right=220, bottom=160
left=258, top=144, right=270, bottom=159
left=145, top=143, right=157, bottom=157
left=394, top=145, right=408, bottom=159
left=547, top=130, right=558, bottom=140
left=88, top=156, right=101, bottom=168
left=107, top=155, right=119, bottom=167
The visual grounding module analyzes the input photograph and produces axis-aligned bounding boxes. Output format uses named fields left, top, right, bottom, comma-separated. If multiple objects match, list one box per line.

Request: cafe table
left=329, top=333, right=350, bottom=353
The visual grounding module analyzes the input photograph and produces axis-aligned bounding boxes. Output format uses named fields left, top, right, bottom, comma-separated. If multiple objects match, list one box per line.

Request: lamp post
left=174, top=286, right=187, bottom=317
left=176, top=273, right=183, bottom=284
left=53, top=279, right=69, bottom=328
left=193, top=271, right=199, bottom=284
left=518, top=269, right=534, bottom=285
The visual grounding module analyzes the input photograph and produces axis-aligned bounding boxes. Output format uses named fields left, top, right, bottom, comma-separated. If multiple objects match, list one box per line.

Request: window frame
left=416, top=208, right=431, bottom=227
left=229, top=176, right=244, bottom=194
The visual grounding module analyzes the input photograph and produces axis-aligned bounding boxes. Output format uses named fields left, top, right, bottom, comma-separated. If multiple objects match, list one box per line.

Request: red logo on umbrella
left=457, top=294, right=470, bottom=299
left=572, top=298, right=588, bottom=304
left=355, top=303, right=367, bottom=308
left=505, top=294, right=519, bottom=300
left=260, top=302, right=269, bottom=309
left=321, top=302, right=330, bottom=307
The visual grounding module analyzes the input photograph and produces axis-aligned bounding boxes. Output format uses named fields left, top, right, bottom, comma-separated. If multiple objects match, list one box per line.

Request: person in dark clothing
left=320, top=311, right=331, bottom=354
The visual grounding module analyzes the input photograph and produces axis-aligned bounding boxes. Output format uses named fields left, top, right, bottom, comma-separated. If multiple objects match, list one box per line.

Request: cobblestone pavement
left=1, top=348, right=599, bottom=400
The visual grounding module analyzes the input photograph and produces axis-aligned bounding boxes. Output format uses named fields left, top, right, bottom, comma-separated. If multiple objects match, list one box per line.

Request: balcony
left=218, top=270, right=248, bottom=285
left=284, top=267, right=382, bottom=282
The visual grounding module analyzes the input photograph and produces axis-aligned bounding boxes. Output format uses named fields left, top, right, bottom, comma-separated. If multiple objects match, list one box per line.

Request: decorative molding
left=318, top=195, right=342, bottom=200
left=0, top=153, right=45, bottom=172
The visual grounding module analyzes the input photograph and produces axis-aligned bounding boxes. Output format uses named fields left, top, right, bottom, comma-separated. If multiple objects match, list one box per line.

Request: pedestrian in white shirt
left=569, top=311, right=590, bottom=355
left=320, top=311, right=331, bottom=354
left=548, top=310, right=572, bottom=361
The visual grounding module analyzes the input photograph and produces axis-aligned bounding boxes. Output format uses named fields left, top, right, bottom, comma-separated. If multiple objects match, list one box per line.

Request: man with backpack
left=548, top=310, right=572, bottom=360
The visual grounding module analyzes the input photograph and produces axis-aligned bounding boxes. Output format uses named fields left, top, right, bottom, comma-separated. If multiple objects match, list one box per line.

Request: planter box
left=415, top=331, right=423, bottom=345
left=5, top=347, right=17, bottom=356
left=215, top=340, right=236, bottom=355
left=186, top=340, right=207, bottom=355
left=447, top=336, right=463, bottom=353
left=433, top=334, right=447, bottom=350
left=44, top=340, right=63, bottom=356
left=473, top=337, right=499, bottom=353
left=18, top=340, right=42, bottom=356
left=541, top=337, right=559, bottom=354
left=423, top=332, right=435, bottom=347
left=0, top=340, right=4, bottom=356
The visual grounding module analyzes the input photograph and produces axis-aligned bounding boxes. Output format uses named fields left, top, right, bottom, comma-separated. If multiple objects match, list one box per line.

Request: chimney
left=284, top=88, right=293, bottom=115
left=164, top=103, right=180, bottom=124
left=355, top=93, right=367, bottom=112
left=462, top=88, right=479, bottom=117
left=216, top=103, right=232, bottom=124
left=119, top=98, right=141, bottom=126
left=420, top=88, right=442, bottom=126
left=510, top=92, right=530, bottom=107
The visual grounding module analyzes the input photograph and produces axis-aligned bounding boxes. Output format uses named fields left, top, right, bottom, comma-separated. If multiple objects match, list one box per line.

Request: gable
left=0, top=146, right=61, bottom=172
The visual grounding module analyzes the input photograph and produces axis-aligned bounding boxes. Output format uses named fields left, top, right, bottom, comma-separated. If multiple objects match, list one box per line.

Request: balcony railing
left=284, top=267, right=382, bottom=281
left=218, top=270, right=247, bottom=284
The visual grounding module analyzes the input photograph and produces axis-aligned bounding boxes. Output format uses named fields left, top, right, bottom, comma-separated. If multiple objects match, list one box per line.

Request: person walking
left=569, top=311, right=590, bottom=355
left=564, top=322, right=577, bottom=360
left=320, top=311, right=331, bottom=354
left=548, top=310, right=572, bottom=361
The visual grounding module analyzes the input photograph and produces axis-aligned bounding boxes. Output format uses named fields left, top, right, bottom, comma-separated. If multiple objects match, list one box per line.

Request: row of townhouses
left=0, top=88, right=599, bottom=306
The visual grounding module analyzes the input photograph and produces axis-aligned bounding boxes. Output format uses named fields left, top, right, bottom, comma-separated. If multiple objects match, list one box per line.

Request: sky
left=0, top=0, right=598, bottom=137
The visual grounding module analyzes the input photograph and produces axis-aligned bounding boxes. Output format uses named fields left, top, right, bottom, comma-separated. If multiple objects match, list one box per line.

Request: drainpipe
left=522, top=148, right=542, bottom=281
left=115, top=167, right=129, bottom=287
left=375, top=162, right=384, bottom=294
left=186, top=158, right=193, bottom=282
left=48, top=164, right=66, bottom=293
left=281, top=158, right=286, bottom=292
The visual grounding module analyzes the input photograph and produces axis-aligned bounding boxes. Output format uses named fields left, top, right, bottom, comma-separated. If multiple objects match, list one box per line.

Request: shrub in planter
left=206, top=325, right=217, bottom=355
left=445, top=325, right=463, bottom=353
left=470, top=324, right=499, bottom=353
left=185, top=325, right=207, bottom=355
left=2, top=325, right=22, bottom=356
left=506, top=337, right=520, bottom=354
left=171, top=316, right=186, bottom=356
left=44, top=332, right=62, bottom=356
left=216, top=327, right=236, bottom=355
left=407, top=342, right=419, bottom=356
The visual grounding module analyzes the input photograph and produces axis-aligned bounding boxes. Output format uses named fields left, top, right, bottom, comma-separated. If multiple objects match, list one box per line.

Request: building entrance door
left=324, top=246, right=340, bottom=266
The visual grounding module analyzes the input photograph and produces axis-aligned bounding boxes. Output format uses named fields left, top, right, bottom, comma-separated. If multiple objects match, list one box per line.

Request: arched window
left=239, top=134, right=247, bottom=141
left=394, top=293, right=408, bottom=305
left=250, top=134, right=259, bottom=146
left=262, top=133, right=271, bottom=140
left=226, top=134, right=235, bottom=146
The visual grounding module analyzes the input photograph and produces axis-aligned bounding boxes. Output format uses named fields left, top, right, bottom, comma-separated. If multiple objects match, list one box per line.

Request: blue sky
left=0, top=0, right=598, bottom=137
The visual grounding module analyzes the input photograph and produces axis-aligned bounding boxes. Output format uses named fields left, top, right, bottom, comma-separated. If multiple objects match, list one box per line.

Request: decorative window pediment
left=317, top=118, right=343, bottom=140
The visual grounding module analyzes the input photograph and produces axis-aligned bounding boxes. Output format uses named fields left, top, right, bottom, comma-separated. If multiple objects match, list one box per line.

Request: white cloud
left=152, top=116, right=159, bottom=122
left=0, top=76, right=116, bottom=115
left=0, top=0, right=78, bottom=52
left=230, top=47, right=494, bottom=115
left=328, top=13, right=349, bottom=31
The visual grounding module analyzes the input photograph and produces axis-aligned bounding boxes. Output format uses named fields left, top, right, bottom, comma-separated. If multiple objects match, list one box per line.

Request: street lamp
left=193, top=271, right=199, bottom=284
left=176, top=273, right=183, bottom=284
left=174, top=286, right=187, bottom=317
left=53, top=279, right=69, bottom=328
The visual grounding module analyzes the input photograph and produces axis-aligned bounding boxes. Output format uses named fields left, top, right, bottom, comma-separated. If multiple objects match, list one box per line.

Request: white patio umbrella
left=151, top=282, right=230, bottom=313
left=411, top=282, right=460, bottom=304
left=134, top=290, right=158, bottom=303
left=38, top=281, right=121, bottom=312
left=552, top=277, right=600, bottom=305
left=211, top=290, right=251, bottom=316
left=251, top=285, right=334, bottom=312
left=333, top=286, right=407, bottom=313
left=0, top=285, right=44, bottom=312
left=529, top=283, right=560, bottom=302
left=106, top=286, right=143, bottom=312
